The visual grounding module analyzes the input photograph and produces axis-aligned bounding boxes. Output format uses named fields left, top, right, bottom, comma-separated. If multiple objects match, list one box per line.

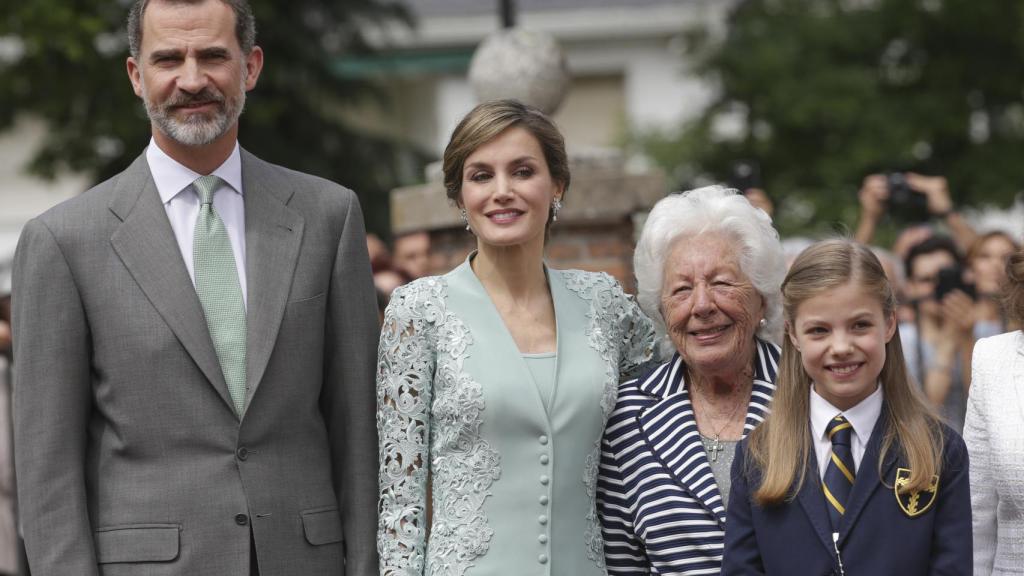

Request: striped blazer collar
left=636, top=338, right=779, bottom=400
left=635, top=339, right=780, bottom=527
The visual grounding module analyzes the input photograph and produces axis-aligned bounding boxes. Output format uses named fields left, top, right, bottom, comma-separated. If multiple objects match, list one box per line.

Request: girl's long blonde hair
left=747, top=239, right=944, bottom=505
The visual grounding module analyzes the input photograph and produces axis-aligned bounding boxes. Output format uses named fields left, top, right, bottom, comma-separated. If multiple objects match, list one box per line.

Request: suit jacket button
left=237, top=447, right=248, bottom=461
left=235, top=514, right=249, bottom=526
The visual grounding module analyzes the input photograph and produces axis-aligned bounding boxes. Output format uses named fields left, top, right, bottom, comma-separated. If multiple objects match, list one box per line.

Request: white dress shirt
left=146, top=138, right=247, bottom=308
left=810, top=384, right=884, bottom=480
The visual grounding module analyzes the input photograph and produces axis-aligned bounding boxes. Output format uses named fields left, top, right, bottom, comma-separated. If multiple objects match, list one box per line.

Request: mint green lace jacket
left=377, top=260, right=655, bottom=576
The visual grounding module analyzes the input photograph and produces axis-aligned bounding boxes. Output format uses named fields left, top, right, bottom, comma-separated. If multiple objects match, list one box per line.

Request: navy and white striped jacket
left=597, top=339, right=779, bottom=575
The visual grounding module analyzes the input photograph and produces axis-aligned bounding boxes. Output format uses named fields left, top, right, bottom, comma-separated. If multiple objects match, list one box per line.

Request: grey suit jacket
left=11, top=149, right=379, bottom=576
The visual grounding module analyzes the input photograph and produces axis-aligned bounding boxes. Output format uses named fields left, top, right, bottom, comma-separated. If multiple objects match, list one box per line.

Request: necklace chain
left=694, top=384, right=749, bottom=434
left=694, top=385, right=749, bottom=463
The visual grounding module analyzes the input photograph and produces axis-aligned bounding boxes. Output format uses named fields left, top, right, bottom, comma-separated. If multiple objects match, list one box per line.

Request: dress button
left=539, top=435, right=549, bottom=445
left=539, top=495, right=549, bottom=505
left=538, top=515, right=548, bottom=525
left=539, top=475, right=549, bottom=485
left=235, top=514, right=249, bottom=526
left=538, top=534, right=548, bottom=544
left=236, top=447, right=248, bottom=461
left=538, top=554, right=548, bottom=564
left=539, top=454, right=549, bottom=465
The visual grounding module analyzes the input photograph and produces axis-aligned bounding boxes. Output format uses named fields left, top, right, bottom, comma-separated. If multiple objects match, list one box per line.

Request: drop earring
left=460, top=208, right=470, bottom=231
left=551, top=198, right=563, bottom=222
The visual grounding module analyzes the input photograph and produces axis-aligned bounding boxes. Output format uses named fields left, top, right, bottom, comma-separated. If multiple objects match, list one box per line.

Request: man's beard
left=142, top=78, right=246, bottom=147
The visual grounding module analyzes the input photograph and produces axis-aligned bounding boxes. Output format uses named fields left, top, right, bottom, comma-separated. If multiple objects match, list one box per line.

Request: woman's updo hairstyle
left=441, top=99, right=570, bottom=227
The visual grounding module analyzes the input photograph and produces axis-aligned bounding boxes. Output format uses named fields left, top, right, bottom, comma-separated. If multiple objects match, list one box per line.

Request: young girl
left=723, top=239, right=971, bottom=575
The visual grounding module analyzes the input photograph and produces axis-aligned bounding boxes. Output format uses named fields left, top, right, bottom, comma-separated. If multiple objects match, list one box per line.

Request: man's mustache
left=166, top=88, right=226, bottom=108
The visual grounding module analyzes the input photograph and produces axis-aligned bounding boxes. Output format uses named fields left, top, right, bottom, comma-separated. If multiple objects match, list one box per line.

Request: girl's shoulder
left=936, top=422, right=969, bottom=470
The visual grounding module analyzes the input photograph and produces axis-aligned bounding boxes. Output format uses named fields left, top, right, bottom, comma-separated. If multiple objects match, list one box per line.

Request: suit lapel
left=795, top=455, right=839, bottom=557
left=240, top=150, right=305, bottom=406
left=799, top=400, right=893, bottom=552
left=839, top=411, right=894, bottom=544
left=109, top=153, right=235, bottom=412
left=636, top=342, right=779, bottom=528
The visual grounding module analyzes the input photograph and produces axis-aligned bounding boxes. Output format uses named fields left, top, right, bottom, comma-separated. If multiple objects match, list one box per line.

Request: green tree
left=638, top=0, right=1024, bottom=237
left=0, top=0, right=423, bottom=233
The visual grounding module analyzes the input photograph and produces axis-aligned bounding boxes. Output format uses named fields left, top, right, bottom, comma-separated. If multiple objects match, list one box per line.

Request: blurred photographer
left=966, top=231, right=1020, bottom=339
left=854, top=172, right=978, bottom=252
left=900, top=235, right=975, bottom=432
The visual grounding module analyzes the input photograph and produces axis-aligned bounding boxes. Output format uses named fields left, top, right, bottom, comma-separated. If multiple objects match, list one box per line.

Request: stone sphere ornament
left=468, top=27, right=571, bottom=115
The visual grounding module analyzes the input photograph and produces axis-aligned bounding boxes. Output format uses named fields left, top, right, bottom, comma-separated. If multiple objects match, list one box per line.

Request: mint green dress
left=377, top=258, right=655, bottom=576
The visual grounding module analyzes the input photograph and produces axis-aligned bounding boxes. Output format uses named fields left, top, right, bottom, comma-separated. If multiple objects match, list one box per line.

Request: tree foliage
left=639, top=0, right=1024, bottom=236
left=0, top=0, right=423, bottom=233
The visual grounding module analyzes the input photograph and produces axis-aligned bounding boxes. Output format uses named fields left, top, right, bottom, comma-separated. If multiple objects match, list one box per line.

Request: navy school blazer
left=722, top=411, right=972, bottom=576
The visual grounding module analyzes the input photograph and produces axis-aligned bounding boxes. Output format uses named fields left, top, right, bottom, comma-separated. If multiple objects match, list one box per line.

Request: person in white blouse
left=965, top=246, right=1024, bottom=575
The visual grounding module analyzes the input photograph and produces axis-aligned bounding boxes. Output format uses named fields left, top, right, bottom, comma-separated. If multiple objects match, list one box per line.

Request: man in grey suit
left=10, top=0, right=379, bottom=574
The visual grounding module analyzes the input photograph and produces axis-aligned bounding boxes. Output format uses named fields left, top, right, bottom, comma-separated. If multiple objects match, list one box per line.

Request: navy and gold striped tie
left=823, top=414, right=855, bottom=529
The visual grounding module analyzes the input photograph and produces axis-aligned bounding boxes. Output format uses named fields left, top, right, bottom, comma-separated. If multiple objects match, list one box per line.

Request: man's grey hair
left=127, top=0, right=257, bottom=59
left=634, top=185, right=787, bottom=358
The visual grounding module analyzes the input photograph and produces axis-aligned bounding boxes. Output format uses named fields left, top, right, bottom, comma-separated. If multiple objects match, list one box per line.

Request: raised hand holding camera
left=904, top=173, right=953, bottom=217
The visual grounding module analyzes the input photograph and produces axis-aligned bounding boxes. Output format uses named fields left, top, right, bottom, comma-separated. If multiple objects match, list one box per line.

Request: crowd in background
left=739, top=175, right=1018, bottom=435
left=846, top=173, right=1011, bottom=433
left=366, top=231, right=432, bottom=323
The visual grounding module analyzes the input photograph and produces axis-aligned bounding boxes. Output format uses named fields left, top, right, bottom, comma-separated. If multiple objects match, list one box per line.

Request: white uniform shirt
left=809, top=383, right=884, bottom=480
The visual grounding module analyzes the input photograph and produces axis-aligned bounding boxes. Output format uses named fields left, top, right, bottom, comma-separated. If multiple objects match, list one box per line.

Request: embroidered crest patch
left=894, top=468, right=939, bottom=517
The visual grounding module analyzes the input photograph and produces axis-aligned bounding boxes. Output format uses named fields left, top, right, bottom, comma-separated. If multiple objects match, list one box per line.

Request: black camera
left=728, top=161, right=761, bottom=191
left=886, top=172, right=929, bottom=223
left=934, top=265, right=976, bottom=301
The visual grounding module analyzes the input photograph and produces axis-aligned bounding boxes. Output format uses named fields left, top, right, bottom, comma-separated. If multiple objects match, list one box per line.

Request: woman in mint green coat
left=376, top=100, right=655, bottom=576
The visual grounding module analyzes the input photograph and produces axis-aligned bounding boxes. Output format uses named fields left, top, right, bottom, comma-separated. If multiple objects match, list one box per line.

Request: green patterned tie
left=192, top=175, right=247, bottom=415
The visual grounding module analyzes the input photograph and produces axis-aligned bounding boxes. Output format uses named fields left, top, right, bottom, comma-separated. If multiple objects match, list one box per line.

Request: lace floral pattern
left=562, top=271, right=656, bottom=570
left=377, top=277, right=500, bottom=576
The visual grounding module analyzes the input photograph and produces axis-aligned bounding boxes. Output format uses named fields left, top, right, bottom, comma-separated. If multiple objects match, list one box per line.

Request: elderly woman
left=965, top=244, right=1024, bottom=575
left=377, top=99, right=656, bottom=576
left=597, top=186, right=785, bottom=575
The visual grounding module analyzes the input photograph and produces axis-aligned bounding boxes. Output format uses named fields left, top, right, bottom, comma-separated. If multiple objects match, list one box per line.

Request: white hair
left=634, top=185, right=786, bottom=358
